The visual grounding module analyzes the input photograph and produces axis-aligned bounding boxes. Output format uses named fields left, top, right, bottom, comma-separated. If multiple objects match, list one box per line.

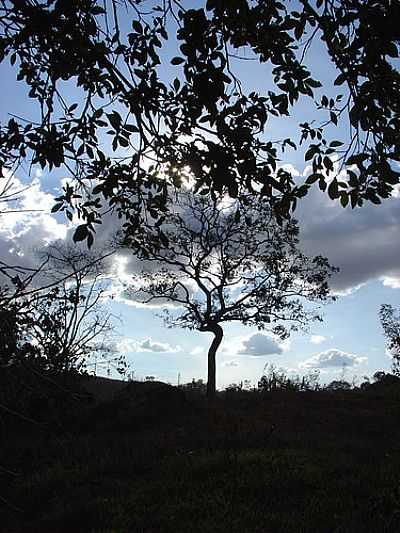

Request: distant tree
left=180, top=378, right=207, bottom=395
left=123, top=191, right=337, bottom=399
left=0, top=1, right=399, bottom=247
left=380, top=304, right=400, bottom=375
left=325, top=379, right=352, bottom=392
left=258, top=363, right=320, bottom=392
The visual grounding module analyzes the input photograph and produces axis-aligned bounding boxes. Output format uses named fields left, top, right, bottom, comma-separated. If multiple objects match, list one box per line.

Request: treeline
left=180, top=366, right=400, bottom=396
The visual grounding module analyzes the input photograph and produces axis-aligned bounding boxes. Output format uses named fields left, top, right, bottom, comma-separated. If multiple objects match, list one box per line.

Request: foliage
left=123, top=190, right=337, bottom=397
left=258, top=363, right=321, bottom=392
left=380, top=304, right=400, bottom=375
left=0, top=1, right=399, bottom=246
left=324, top=379, right=352, bottom=392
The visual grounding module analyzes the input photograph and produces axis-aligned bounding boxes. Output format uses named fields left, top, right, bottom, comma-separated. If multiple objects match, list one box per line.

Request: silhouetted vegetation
left=0, top=246, right=120, bottom=432
left=2, top=1, right=400, bottom=530
left=122, top=190, right=336, bottom=398
left=1, top=1, right=399, bottom=248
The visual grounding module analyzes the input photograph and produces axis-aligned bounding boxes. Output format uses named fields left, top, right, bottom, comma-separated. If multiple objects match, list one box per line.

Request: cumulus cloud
left=235, top=332, right=289, bottom=356
left=310, top=335, right=327, bottom=345
left=93, top=337, right=181, bottom=354
left=299, top=348, right=367, bottom=369
left=122, top=338, right=180, bottom=353
left=0, top=176, right=68, bottom=274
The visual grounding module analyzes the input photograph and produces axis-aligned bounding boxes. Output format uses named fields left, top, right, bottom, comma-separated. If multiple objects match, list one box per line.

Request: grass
left=3, top=379, right=400, bottom=532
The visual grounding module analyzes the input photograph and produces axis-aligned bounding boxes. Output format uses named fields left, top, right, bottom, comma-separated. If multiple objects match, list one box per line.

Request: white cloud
left=138, top=338, right=181, bottom=353
left=279, top=163, right=301, bottom=176
left=310, top=335, right=327, bottom=345
left=93, top=337, right=181, bottom=354
left=190, top=346, right=204, bottom=355
left=382, top=276, right=400, bottom=289
left=117, top=338, right=182, bottom=353
left=232, top=332, right=289, bottom=357
left=299, top=348, right=367, bottom=369
left=0, top=177, right=68, bottom=276
left=222, top=360, right=240, bottom=367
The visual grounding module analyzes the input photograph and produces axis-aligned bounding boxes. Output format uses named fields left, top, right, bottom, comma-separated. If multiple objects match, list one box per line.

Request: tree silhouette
left=123, top=192, right=337, bottom=398
left=0, top=1, right=399, bottom=247
left=0, top=243, right=113, bottom=373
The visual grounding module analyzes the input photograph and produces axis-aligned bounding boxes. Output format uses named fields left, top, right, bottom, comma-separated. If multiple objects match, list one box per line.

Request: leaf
left=329, top=140, right=343, bottom=148
left=296, top=185, right=308, bottom=198
left=92, top=6, right=106, bottom=15
left=87, top=232, right=94, bottom=249
left=86, top=145, right=94, bottom=159
left=323, top=156, right=334, bottom=171
left=73, top=224, right=88, bottom=243
left=294, top=20, right=305, bottom=41
left=330, top=111, right=338, bottom=125
left=334, top=73, right=346, bottom=86
left=173, top=78, right=180, bottom=91
left=92, top=184, right=103, bottom=195
left=51, top=202, right=63, bottom=213
left=305, top=146, right=317, bottom=161
left=132, top=20, right=143, bottom=33
left=171, top=57, right=185, bottom=65
left=340, top=192, right=349, bottom=208
left=107, top=111, right=122, bottom=131
left=305, top=173, right=320, bottom=185
left=307, top=78, right=322, bottom=88
left=124, top=124, right=139, bottom=133
left=328, top=179, right=339, bottom=199
left=346, top=153, right=368, bottom=166
left=118, top=136, right=129, bottom=147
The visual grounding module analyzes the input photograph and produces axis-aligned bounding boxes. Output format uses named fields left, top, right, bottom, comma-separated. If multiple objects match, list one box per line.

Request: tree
left=324, top=379, right=351, bottom=392
left=258, top=363, right=321, bottom=392
left=122, top=191, right=337, bottom=398
left=380, top=304, right=400, bottom=375
left=0, top=1, right=399, bottom=247
left=0, top=244, right=115, bottom=421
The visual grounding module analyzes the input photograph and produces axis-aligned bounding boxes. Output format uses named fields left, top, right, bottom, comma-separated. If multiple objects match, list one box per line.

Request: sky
left=1, top=2, right=399, bottom=389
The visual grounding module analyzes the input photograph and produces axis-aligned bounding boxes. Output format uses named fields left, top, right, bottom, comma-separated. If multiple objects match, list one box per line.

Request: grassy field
left=3, top=378, right=400, bottom=532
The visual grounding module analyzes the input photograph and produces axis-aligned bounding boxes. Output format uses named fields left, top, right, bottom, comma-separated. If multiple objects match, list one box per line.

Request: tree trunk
left=205, top=324, right=223, bottom=400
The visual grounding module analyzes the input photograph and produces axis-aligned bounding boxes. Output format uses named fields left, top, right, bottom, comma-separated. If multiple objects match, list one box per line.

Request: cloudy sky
left=1, top=3, right=399, bottom=388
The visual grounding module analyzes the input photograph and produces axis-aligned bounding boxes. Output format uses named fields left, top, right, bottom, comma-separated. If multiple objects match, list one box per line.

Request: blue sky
left=1, top=2, right=399, bottom=388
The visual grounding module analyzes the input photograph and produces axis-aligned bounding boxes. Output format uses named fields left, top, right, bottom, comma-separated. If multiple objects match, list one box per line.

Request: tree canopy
left=0, top=0, right=399, bottom=247
left=123, top=191, right=337, bottom=397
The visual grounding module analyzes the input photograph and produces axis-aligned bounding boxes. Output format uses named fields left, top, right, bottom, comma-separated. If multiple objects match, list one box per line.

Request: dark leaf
left=171, top=57, right=185, bottom=65
left=73, top=225, right=88, bottom=243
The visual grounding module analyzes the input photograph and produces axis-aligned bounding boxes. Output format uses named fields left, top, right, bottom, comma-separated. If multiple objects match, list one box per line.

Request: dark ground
left=2, top=376, right=400, bottom=532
